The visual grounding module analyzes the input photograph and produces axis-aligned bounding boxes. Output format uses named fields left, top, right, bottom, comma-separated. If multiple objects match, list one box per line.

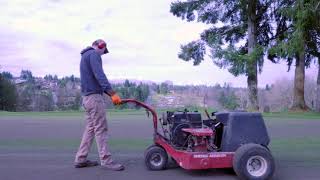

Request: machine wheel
left=144, top=144, right=157, bottom=157
left=233, top=144, right=275, bottom=180
left=144, top=145, right=168, bottom=170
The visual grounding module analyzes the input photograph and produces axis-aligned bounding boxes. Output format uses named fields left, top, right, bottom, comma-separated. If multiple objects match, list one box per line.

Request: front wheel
left=144, top=145, right=168, bottom=170
left=233, top=144, right=275, bottom=180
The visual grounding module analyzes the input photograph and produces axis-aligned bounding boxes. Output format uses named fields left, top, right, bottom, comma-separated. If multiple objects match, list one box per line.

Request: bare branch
left=315, top=2, right=320, bottom=12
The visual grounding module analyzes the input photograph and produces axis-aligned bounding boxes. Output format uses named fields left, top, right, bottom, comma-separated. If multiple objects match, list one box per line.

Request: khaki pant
left=75, top=94, right=112, bottom=165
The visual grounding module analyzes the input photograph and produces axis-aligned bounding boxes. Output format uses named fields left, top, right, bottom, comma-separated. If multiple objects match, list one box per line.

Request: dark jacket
left=80, top=47, right=114, bottom=96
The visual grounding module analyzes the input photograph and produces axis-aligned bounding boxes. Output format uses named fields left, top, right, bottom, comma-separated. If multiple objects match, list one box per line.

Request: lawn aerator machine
left=121, top=99, right=275, bottom=180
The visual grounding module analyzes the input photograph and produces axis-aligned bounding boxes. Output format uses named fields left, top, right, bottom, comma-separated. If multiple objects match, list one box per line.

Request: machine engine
left=161, top=110, right=219, bottom=151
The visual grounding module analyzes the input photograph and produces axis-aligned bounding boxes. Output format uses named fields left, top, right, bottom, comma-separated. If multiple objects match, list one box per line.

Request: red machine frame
left=121, top=99, right=234, bottom=170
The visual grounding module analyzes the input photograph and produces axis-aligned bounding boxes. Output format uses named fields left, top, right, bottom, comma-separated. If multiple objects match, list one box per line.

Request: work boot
left=74, top=160, right=99, bottom=168
left=101, top=161, right=125, bottom=171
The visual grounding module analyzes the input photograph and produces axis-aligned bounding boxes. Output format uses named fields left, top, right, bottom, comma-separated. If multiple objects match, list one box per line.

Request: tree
left=53, top=75, right=58, bottom=81
left=133, top=83, right=150, bottom=105
left=20, top=70, right=34, bottom=82
left=156, top=84, right=161, bottom=94
left=17, top=83, right=35, bottom=111
left=160, top=82, right=169, bottom=94
left=218, top=86, right=239, bottom=110
left=0, top=73, right=17, bottom=111
left=1, top=71, right=13, bottom=79
left=268, top=0, right=320, bottom=111
left=265, top=84, right=271, bottom=91
left=124, top=79, right=131, bottom=87
left=44, top=74, right=53, bottom=81
left=70, top=75, right=75, bottom=82
left=316, top=58, right=320, bottom=112
left=58, top=77, right=67, bottom=87
left=114, top=80, right=150, bottom=109
left=214, top=83, right=221, bottom=89
left=170, top=0, right=274, bottom=111
left=36, top=91, right=54, bottom=111
left=136, top=83, right=150, bottom=102
left=72, top=92, right=81, bottom=110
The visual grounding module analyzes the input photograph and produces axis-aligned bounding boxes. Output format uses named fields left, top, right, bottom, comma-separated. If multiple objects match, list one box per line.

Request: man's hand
left=111, top=93, right=122, bottom=105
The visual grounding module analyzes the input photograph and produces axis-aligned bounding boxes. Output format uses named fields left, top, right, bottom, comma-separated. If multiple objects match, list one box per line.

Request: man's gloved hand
left=111, top=93, right=122, bottom=105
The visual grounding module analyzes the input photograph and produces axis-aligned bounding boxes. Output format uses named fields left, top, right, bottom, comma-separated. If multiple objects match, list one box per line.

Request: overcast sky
left=0, top=0, right=318, bottom=87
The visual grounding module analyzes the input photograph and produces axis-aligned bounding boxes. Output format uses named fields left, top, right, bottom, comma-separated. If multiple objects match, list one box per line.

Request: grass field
left=0, top=110, right=319, bottom=180
left=1, top=109, right=320, bottom=118
left=263, top=112, right=320, bottom=120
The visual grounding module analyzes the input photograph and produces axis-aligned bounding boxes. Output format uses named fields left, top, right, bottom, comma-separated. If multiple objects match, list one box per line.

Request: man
left=74, top=39, right=124, bottom=171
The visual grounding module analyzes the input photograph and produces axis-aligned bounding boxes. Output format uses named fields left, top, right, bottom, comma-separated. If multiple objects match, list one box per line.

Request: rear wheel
left=233, top=144, right=275, bottom=180
left=144, top=145, right=168, bottom=170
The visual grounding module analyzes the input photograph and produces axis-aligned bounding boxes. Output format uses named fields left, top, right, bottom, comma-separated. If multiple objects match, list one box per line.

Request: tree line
left=0, top=69, right=318, bottom=112
left=0, top=70, right=152, bottom=111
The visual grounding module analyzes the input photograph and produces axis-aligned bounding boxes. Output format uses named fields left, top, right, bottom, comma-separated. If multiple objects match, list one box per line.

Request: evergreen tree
left=0, top=73, right=17, bottom=111
left=170, top=0, right=274, bottom=110
left=218, top=87, right=239, bottom=110
left=1, top=71, right=13, bottom=79
left=268, top=0, right=320, bottom=110
left=20, top=70, right=34, bottom=82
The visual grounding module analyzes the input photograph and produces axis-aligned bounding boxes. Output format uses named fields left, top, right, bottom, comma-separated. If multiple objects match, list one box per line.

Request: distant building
left=13, top=78, right=27, bottom=85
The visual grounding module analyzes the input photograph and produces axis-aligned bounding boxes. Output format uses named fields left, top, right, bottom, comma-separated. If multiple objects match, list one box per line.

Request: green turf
left=263, top=112, right=320, bottom=120
left=1, top=137, right=319, bottom=167
left=0, top=110, right=141, bottom=116
left=1, top=110, right=319, bottom=120
left=270, top=138, right=320, bottom=166
left=0, top=138, right=153, bottom=151
left=0, top=111, right=84, bottom=117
